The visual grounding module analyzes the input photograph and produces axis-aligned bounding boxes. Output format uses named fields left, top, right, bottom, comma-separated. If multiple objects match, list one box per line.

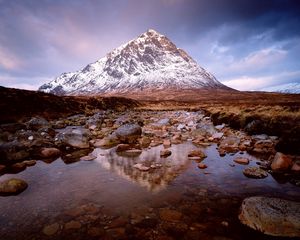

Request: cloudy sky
left=0, top=0, right=300, bottom=91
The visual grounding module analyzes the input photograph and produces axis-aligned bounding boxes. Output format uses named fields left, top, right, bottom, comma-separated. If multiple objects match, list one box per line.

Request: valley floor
left=0, top=87, right=300, bottom=239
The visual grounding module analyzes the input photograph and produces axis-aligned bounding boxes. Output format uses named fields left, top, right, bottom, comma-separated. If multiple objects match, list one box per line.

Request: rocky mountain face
left=39, top=29, right=231, bottom=95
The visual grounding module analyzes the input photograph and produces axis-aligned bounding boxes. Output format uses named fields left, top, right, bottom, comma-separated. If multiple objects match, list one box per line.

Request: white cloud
left=221, top=71, right=300, bottom=91
left=232, top=47, right=287, bottom=71
left=0, top=46, right=24, bottom=70
left=0, top=74, right=51, bottom=90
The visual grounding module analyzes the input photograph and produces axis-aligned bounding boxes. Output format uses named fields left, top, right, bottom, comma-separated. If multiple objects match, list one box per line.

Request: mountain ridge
left=39, top=29, right=232, bottom=95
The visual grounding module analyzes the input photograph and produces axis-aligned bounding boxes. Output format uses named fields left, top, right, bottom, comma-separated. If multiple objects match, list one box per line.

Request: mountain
left=262, top=82, right=300, bottom=94
left=39, top=29, right=231, bottom=96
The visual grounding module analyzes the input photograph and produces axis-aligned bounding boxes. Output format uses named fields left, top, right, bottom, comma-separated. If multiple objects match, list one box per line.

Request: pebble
left=234, top=157, right=249, bottom=165
left=43, top=223, right=60, bottom=236
left=160, top=149, right=172, bottom=157
left=80, top=155, right=96, bottom=161
left=198, top=163, right=207, bottom=169
left=64, top=220, right=81, bottom=230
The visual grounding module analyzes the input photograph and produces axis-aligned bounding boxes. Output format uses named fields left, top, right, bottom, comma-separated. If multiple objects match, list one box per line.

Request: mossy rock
left=0, top=178, right=28, bottom=196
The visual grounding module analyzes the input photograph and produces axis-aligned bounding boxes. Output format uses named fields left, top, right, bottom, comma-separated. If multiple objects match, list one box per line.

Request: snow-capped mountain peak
left=39, top=29, right=230, bottom=95
left=261, top=82, right=300, bottom=94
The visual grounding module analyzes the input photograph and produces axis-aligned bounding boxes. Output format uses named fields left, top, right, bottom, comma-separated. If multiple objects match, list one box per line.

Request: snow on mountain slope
left=39, top=29, right=230, bottom=95
left=262, top=82, right=300, bottom=94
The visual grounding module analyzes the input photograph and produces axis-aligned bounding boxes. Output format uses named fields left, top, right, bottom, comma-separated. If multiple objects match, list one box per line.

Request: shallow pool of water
left=0, top=142, right=299, bottom=239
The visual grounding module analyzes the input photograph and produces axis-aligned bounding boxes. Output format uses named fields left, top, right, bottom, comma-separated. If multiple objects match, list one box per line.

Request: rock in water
left=27, top=117, right=50, bottom=131
left=234, top=157, right=249, bottom=165
left=243, top=167, right=268, bottom=179
left=115, top=124, right=142, bottom=143
left=0, top=178, right=28, bottom=196
left=271, top=152, right=293, bottom=171
left=160, top=149, right=172, bottom=158
left=40, top=147, right=61, bottom=158
left=239, top=196, right=300, bottom=237
left=188, top=150, right=206, bottom=159
left=55, top=127, right=91, bottom=149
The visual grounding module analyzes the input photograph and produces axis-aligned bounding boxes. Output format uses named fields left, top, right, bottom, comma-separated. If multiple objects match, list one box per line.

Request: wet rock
left=171, top=134, right=182, bottom=144
left=115, top=144, right=131, bottom=152
left=80, top=155, right=96, bottom=161
left=0, top=141, right=29, bottom=162
left=244, top=120, right=264, bottom=134
left=212, top=132, right=224, bottom=140
left=159, top=209, right=182, bottom=222
left=27, top=117, right=50, bottom=131
left=219, top=136, right=240, bottom=153
left=252, top=134, right=269, bottom=140
left=218, top=149, right=226, bottom=157
left=139, top=136, right=151, bottom=148
left=271, top=152, right=293, bottom=172
left=10, top=162, right=27, bottom=173
left=239, top=196, right=300, bottom=237
left=291, top=161, right=300, bottom=172
left=133, top=163, right=150, bottom=171
left=160, top=149, right=172, bottom=158
left=215, top=123, right=225, bottom=130
left=198, top=163, right=207, bottom=169
left=0, top=178, right=28, bottom=196
left=52, top=120, right=67, bottom=129
left=163, top=139, right=171, bottom=148
left=155, top=118, right=170, bottom=126
left=115, top=123, right=142, bottom=144
left=23, top=160, right=36, bottom=167
left=177, top=124, right=186, bottom=131
left=86, top=112, right=104, bottom=130
left=252, top=140, right=274, bottom=154
left=40, top=147, right=61, bottom=158
left=234, top=157, right=249, bottom=165
left=195, top=122, right=216, bottom=136
left=188, top=150, right=206, bottom=160
left=64, top=220, right=81, bottom=230
left=55, top=127, right=91, bottom=149
left=93, top=135, right=120, bottom=148
left=243, top=167, right=268, bottom=179
left=42, top=223, right=60, bottom=236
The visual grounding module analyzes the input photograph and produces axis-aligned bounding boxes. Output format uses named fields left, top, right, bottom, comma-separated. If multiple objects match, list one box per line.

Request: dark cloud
left=0, top=0, right=299, bottom=90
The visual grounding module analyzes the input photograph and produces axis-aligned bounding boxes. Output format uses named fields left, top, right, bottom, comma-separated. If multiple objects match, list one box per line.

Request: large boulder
left=55, top=127, right=91, bottom=149
left=239, top=196, right=300, bottom=237
left=0, top=178, right=28, bottom=196
left=218, top=136, right=240, bottom=153
left=155, top=118, right=170, bottom=126
left=194, top=122, right=216, bottom=137
left=27, top=117, right=50, bottom=131
left=271, top=152, right=293, bottom=172
left=115, top=124, right=142, bottom=144
left=86, top=112, right=104, bottom=130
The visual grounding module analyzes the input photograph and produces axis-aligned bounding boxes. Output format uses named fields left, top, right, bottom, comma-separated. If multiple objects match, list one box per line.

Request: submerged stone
left=239, top=196, right=300, bottom=237
left=0, top=178, right=28, bottom=196
left=243, top=166, right=268, bottom=179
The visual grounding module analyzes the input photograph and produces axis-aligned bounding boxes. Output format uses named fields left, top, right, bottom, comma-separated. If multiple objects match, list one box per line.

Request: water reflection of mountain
left=93, top=143, right=196, bottom=192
